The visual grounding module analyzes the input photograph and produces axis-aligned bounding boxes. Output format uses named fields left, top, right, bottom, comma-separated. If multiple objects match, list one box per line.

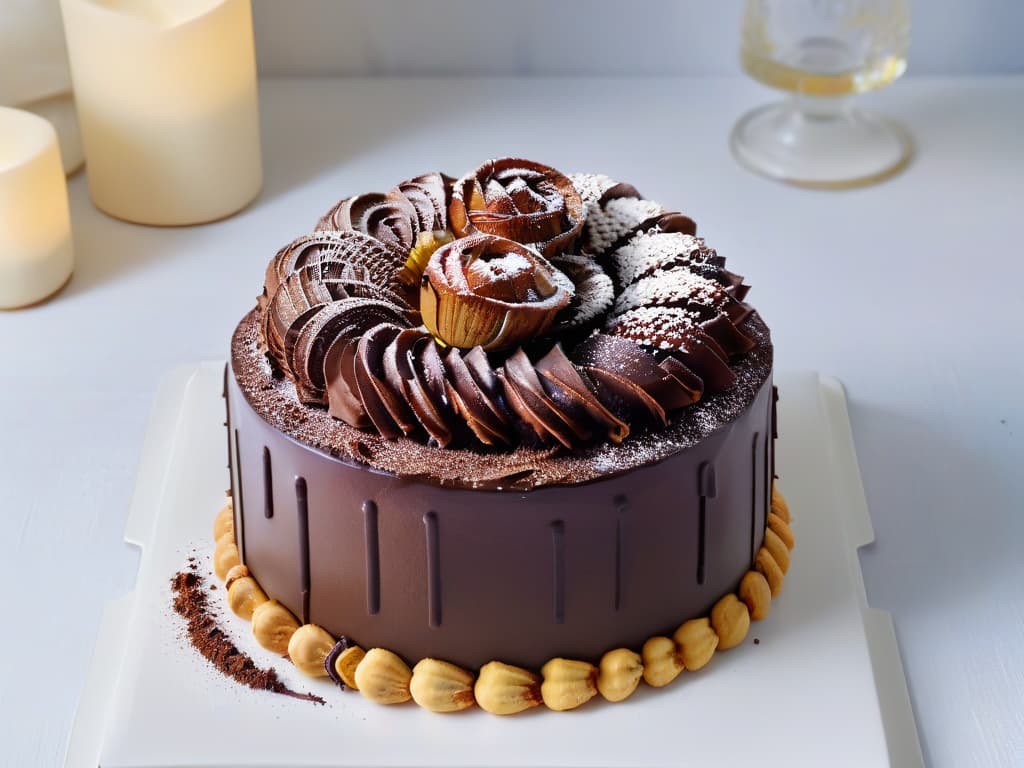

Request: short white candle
left=60, top=0, right=262, bottom=225
left=0, top=107, right=74, bottom=309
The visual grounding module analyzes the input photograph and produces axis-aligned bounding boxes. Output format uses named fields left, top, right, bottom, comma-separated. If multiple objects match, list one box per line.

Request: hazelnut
left=354, top=648, right=412, bottom=705
left=213, top=539, right=240, bottom=581
left=641, top=636, right=684, bottom=687
left=739, top=570, right=772, bottom=620
left=250, top=599, right=299, bottom=655
left=596, top=648, right=643, bottom=703
left=474, top=661, right=542, bottom=715
left=410, top=658, right=476, bottom=713
left=226, top=575, right=268, bottom=621
left=768, top=512, right=795, bottom=550
left=755, top=547, right=785, bottom=597
left=771, top=486, right=790, bottom=523
left=764, top=527, right=791, bottom=574
left=287, top=624, right=335, bottom=678
left=710, top=594, right=750, bottom=651
left=673, top=618, right=718, bottom=671
left=540, top=658, right=598, bottom=711
left=213, top=501, right=234, bottom=541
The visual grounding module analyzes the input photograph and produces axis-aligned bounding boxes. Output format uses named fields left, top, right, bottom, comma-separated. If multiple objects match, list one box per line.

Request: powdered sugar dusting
left=613, top=231, right=714, bottom=288
left=588, top=198, right=665, bottom=255
left=612, top=269, right=723, bottom=318
left=468, top=251, right=533, bottom=283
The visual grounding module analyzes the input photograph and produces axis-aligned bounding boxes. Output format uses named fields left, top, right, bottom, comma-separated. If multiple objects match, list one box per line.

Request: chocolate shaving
left=170, top=569, right=324, bottom=705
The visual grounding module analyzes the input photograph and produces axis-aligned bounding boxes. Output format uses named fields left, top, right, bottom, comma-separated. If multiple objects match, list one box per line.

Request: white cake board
left=64, top=364, right=923, bottom=768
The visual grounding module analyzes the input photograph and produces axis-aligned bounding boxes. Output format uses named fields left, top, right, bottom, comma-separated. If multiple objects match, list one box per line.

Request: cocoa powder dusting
left=170, top=569, right=324, bottom=705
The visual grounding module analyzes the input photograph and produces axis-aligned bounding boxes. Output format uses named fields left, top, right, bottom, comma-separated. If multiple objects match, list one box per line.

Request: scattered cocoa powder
left=170, top=569, right=324, bottom=705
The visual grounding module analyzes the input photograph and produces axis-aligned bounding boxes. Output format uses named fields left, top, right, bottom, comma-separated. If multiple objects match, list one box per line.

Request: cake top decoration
left=254, top=157, right=762, bottom=454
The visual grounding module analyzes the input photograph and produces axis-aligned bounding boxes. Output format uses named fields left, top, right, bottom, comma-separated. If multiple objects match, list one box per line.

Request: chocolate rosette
left=420, top=234, right=575, bottom=352
left=450, top=159, right=584, bottom=257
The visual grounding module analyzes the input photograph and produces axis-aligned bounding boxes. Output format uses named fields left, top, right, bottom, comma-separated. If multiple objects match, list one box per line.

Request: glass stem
left=792, top=91, right=849, bottom=121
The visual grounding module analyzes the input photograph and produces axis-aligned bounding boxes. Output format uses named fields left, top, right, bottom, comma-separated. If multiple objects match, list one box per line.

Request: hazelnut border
left=210, top=487, right=794, bottom=715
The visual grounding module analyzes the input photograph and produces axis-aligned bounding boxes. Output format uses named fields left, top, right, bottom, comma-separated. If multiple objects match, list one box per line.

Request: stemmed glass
left=731, top=0, right=912, bottom=188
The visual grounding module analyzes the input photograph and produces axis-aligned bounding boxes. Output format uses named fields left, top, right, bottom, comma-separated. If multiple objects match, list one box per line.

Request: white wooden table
left=0, top=76, right=1021, bottom=768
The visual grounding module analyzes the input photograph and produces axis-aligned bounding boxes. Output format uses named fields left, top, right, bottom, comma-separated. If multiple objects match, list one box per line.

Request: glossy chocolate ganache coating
left=226, top=158, right=775, bottom=669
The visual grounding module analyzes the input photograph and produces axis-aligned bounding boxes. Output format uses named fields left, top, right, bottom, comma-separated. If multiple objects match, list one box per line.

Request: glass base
left=730, top=101, right=912, bottom=189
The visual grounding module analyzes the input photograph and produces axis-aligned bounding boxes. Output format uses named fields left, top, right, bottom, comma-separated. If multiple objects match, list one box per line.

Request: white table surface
left=1, top=76, right=1021, bottom=768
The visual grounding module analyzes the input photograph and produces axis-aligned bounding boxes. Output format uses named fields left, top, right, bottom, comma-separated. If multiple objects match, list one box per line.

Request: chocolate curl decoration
left=445, top=346, right=515, bottom=446
left=450, top=158, right=584, bottom=257
left=288, top=299, right=411, bottom=405
left=388, top=172, right=454, bottom=233
left=316, top=193, right=418, bottom=251
left=606, top=307, right=736, bottom=393
left=316, top=171, right=454, bottom=251
left=572, top=334, right=703, bottom=426
left=534, top=345, right=629, bottom=444
left=264, top=230, right=408, bottom=302
left=420, top=234, right=574, bottom=352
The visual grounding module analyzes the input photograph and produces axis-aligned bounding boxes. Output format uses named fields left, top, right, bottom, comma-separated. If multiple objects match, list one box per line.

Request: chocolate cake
left=215, top=158, right=793, bottom=714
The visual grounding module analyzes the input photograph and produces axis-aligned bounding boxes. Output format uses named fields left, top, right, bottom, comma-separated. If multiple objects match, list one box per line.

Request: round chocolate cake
left=223, top=158, right=778, bottom=684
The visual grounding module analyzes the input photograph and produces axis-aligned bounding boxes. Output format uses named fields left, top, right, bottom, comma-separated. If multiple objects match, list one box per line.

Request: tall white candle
left=0, top=107, right=74, bottom=309
left=60, top=0, right=262, bottom=225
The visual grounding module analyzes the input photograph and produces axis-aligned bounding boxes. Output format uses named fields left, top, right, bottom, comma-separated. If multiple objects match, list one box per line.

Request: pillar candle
left=0, top=107, right=73, bottom=309
left=60, top=0, right=262, bottom=225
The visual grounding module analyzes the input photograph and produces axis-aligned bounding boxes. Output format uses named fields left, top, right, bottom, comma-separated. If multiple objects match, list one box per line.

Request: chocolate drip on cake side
left=551, top=520, right=566, bottom=625
left=232, top=428, right=246, bottom=562
left=296, top=477, right=311, bottom=625
left=262, top=447, right=274, bottom=518
left=363, top=500, right=380, bottom=615
left=614, top=495, right=628, bottom=612
left=697, top=462, right=717, bottom=586
left=750, top=432, right=761, bottom=565
left=423, top=512, right=442, bottom=628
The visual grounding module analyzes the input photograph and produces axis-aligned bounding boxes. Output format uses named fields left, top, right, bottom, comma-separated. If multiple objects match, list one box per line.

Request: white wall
left=252, top=0, right=1024, bottom=77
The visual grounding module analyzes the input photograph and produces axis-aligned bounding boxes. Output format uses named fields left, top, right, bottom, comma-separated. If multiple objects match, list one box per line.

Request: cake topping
left=316, top=171, right=454, bottom=251
left=420, top=234, right=574, bottom=351
left=450, top=158, right=584, bottom=257
left=569, top=172, right=665, bottom=256
left=257, top=157, right=768, bottom=455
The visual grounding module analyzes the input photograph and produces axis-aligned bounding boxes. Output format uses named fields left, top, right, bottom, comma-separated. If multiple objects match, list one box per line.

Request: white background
left=251, top=0, right=1024, bottom=77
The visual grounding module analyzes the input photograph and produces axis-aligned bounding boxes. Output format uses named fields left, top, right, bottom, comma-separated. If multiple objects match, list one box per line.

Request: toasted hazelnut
left=251, top=599, right=300, bottom=655
left=213, top=501, right=234, bottom=541
left=333, top=645, right=365, bottom=690
left=597, top=648, right=643, bottom=703
left=763, top=527, right=791, bottom=574
left=213, top=539, right=240, bottom=581
left=354, top=648, right=412, bottom=704
left=711, top=594, right=751, bottom=651
left=739, top=570, right=772, bottom=620
left=227, top=575, right=268, bottom=621
left=540, top=658, right=598, bottom=711
left=223, top=564, right=249, bottom=589
left=767, top=512, right=795, bottom=550
left=474, top=661, right=542, bottom=715
left=410, top=658, right=476, bottom=712
left=673, top=618, right=718, bottom=671
left=641, top=636, right=684, bottom=687
left=771, top=486, right=790, bottom=523
left=287, top=624, right=335, bottom=678
left=755, top=547, right=785, bottom=597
